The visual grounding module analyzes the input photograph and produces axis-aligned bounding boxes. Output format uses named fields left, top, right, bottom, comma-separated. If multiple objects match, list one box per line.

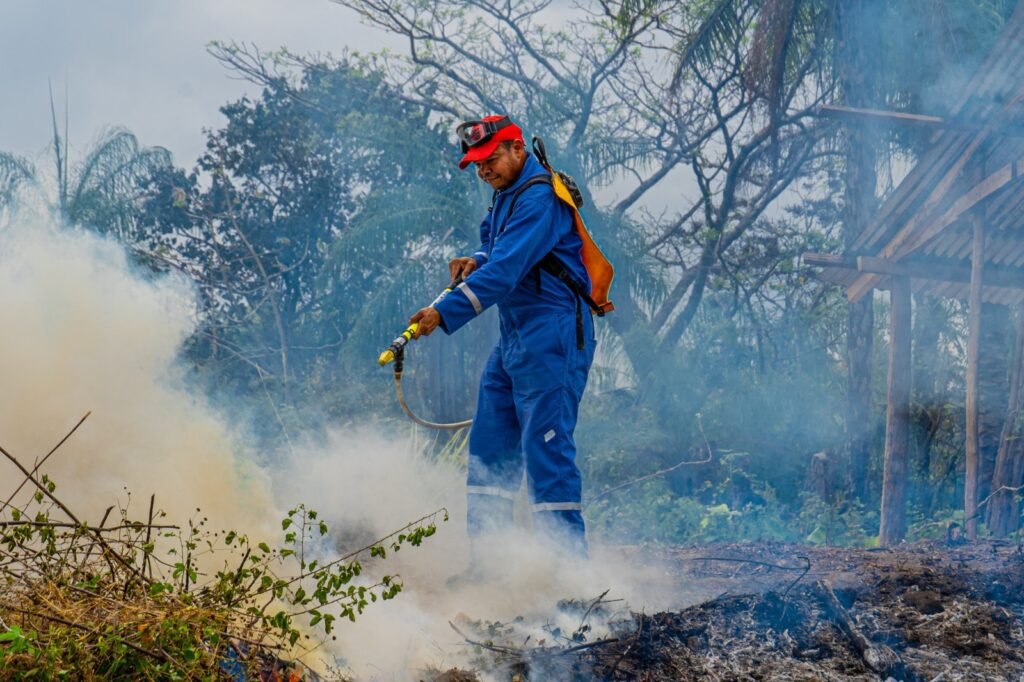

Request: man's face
left=475, top=140, right=526, bottom=190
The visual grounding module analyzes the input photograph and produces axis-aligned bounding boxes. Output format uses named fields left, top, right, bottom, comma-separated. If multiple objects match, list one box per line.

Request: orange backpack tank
left=531, top=136, right=615, bottom=315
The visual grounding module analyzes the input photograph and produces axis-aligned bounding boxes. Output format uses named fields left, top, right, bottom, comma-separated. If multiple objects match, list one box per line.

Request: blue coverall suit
left=433, top=153, right=594, bottom=551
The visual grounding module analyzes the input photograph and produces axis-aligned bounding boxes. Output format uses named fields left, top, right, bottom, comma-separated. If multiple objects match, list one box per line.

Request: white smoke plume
left=0, top=217, right=273, bottom=532
left=281, top=432, right=682, bottom=679
left=0, top=215, right=682, bottom=680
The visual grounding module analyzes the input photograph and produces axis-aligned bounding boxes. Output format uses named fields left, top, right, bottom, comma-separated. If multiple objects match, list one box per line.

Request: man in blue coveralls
left=409, top=115, right=595, bottom=561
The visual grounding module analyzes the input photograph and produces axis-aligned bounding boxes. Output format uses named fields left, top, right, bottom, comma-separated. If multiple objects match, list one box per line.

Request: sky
left=0, top=0, right=691, bottom=213
left=0, top=0, right=400, bottom=169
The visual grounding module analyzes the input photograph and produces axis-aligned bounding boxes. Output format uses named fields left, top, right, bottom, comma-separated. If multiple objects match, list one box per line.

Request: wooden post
left=965, top=215, right=986, bottom=540
left=880, top=276, right=912, bottom=546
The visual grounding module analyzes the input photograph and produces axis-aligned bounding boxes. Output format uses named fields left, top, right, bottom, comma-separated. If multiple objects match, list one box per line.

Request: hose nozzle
left=377, top=277, right=463, bottom=367
left=378, top=323, right=419, bottom=366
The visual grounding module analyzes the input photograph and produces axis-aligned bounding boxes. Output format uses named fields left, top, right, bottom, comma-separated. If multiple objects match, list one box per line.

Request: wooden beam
left=820, top=105, right=953, bottom=130
left=847, top=87, right=1024, bottom=302
left=857, top=256, right=1024, bottom=290
left=847, top=3, right=1024, bottom=261
left=880, top=277, right=912, bottom=546
left=965, top=216, right=986, bottom=541
left=846, top=159, right=1024, bottom=301
left=900, top=160, right=1024, bottom=255
left=804, top=252, right=1024, bottom=290
left=819, top=104, right=1024, bottom=138
left=803, top=253, right=856, bottom=268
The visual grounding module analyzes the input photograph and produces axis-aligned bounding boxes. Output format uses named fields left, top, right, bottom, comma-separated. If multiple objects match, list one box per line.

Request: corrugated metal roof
left=812, top=2, right=1024, bottom=306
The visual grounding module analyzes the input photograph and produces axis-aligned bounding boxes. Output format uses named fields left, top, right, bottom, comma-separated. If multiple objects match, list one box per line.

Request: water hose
left=378, top=280, right=473, bottom=431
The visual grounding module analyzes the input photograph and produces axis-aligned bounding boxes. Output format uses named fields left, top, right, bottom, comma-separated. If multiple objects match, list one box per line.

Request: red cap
left=458, top=115, right=524, bottom=169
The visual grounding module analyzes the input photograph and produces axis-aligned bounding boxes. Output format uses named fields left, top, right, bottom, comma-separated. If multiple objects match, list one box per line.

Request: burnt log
left=813, top=580, right=921, bottom=682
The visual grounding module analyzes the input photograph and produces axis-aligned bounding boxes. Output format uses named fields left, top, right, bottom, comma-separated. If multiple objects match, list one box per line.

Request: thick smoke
left=0, top=217, right=272, bottom=532
left=0, top=214, right=681, bottom=680
left=281, top=432, right=684, bottom=679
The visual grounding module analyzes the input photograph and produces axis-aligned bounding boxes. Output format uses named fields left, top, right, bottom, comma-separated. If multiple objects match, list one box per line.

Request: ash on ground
left=423, top=540, right=1024, bottom=681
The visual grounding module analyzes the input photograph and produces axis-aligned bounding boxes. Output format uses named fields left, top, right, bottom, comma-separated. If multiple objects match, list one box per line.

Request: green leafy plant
left=0, top=457, right=445, bottom=679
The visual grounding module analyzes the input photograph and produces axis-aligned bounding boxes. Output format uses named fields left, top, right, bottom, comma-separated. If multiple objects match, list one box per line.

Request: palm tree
left=0, top=152, right=35, bottom=226
left=58, top=127, right=172, bottom=241
left=0, top=93, right=171, bottom=239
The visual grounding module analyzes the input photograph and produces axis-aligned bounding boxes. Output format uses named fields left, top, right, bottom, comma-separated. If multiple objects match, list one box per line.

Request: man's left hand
left=410, top=307, right=442, bottom=338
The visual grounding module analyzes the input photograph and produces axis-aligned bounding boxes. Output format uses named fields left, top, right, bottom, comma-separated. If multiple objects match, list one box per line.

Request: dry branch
left=0, top=442, right=150, bottom=585
left=1, top=411, right=90, bottom=515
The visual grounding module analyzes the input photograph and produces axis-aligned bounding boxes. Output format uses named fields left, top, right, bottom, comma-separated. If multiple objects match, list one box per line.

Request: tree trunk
left=837, top=0, right=880, bottom=504
left=986, top=307, right=1024, bottom=536
left=806, top=450, right=841, bottom=504
left=911, top=294, right=946, bottom=484
left=978, top=302, right=1011, bottom=503
left=880, top=277, right=912, bottom=546
left=847, top=298, right=875, bottom=501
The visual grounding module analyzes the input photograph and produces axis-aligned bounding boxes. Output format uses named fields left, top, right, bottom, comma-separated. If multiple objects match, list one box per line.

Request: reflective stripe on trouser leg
left=524, top=390, right=586, bottom=551
left=467, top=344, right=523, bottom=537
left=533, top=502, right=587, bottom=556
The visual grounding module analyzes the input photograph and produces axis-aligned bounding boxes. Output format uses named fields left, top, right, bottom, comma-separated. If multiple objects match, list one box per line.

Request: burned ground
left=428, top=540, right=1024, bottom=681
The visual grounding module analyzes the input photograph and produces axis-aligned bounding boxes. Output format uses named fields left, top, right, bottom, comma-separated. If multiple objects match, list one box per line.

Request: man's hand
left=449, top=256, right=478, bottom=281
left=410, top=307, right=442, bottom=338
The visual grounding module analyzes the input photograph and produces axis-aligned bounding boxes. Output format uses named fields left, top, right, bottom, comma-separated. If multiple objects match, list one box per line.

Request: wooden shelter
left=806, top=4, right=1024, bottom=544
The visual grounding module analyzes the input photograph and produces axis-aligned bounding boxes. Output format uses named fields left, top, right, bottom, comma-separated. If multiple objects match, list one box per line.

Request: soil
left=425, top=540, right=1024, bottom=681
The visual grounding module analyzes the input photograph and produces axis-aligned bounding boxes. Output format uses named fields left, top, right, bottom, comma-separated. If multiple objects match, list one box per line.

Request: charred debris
left=428, top=542, right=1024, bottom=682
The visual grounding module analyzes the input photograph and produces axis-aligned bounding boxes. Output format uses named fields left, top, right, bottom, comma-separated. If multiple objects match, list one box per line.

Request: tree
left=678, top=0, right=1016, bottom=516
left=0, top=152, right=34, bottom=227
left=331, top=0, right=833, bottom=411
left=987, top=308, right=1024, bottom=536
left=136, top=51, right=490, bottom=440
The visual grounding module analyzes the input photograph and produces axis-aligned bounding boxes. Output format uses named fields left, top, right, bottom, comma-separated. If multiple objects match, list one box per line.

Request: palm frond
left=578, top=136, right=662, bottom=186
left=73, top=128, right=141, bottom=202
left=49, top=81, right=68, bottom=211
left=677, top=0, right=747, bottom=75
left=747, top=0, right=799, bottom=132
left=615, top=0, right=668, bottom=33
left=0, top=152, right=37, bottom=210
left=68, top=127, right=172, bottom=232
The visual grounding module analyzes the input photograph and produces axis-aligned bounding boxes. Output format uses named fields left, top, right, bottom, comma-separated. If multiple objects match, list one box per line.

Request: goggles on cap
left=456, top=116, right=512, bottom=152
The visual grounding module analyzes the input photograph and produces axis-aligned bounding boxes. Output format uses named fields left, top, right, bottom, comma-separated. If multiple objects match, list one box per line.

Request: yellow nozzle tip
left=378, top=350, right=395, bottom=366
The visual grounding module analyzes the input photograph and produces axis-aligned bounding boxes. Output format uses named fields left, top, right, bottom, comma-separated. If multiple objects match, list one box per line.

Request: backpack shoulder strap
left=508, top=175, right=552, bottom=212
left=497, top=174, right=552, bottom=236
left=538, top=253, right=607, bottom=317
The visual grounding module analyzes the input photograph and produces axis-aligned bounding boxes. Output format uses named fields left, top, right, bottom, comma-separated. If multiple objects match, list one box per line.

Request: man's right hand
left=449, top=256, right=478, bottom=281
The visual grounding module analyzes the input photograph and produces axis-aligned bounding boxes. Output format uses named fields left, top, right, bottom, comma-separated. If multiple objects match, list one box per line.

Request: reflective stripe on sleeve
left=532, top=501, right=582, bottom=512
left=473, top=251, right=488, bottom=262
left=467, top=485, right=518, bottom=501
left=457, top=281, right=484, bottom=314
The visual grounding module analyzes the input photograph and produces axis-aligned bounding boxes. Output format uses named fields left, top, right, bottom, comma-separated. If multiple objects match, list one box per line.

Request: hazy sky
left=0, top=0, right=400, bottom=168
left=0, top=0, right=690, bottom=212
